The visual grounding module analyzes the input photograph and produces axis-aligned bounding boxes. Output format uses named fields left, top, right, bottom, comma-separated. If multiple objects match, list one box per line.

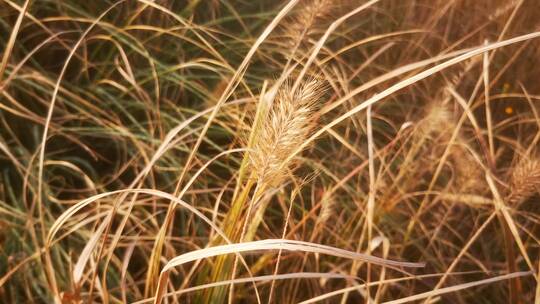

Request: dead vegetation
left=1, top=0, right=540, bottom=303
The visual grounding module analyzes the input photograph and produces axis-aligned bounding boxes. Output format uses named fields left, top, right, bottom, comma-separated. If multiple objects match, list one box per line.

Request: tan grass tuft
left=250, top=78, right=324, bottom=187
left=282, top=0, right=334, bottom=48
left=416, top=103, right=454, bottom=139
left=507, top=157, right=540, bottom=205
left=451, top=145, right=484, bottom=192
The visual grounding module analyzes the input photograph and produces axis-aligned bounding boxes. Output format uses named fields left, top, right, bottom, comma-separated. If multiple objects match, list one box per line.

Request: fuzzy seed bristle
left=282, top=0, right=333, bottom=48
left=250, top=78, right=324, bottom=187
left=507, top=157, right=540, bottom=205
left=417, top=104, right=454, bottom=139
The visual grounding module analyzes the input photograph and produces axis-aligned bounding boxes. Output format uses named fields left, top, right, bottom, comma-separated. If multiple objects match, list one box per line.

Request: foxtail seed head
left=507, top=157, right=540, bottom=205
left=250, top=78, right=324, bottom=187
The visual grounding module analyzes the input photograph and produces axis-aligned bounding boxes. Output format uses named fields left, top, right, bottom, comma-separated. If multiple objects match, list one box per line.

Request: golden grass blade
left=171, top=0, right=301, bottom=190
left=424, top=211, right=498, bottom=303
left=534, top=263, right=540, bottom=304
left=46, top=188, right=258, bottom=300
left=0, top=139, right=24, bottom=171
left=486, top=174, right=535, bottom=272
left=145, top=148, right=246, bottom=294
left=44, top=160, right=95, bottom=192
left=292, top=0, right=381, bottom=92
left=364, top=104, right=376, bottom=301
left=3, top=1, right=540, bottom=303
left=482, top=40, right=495, bottom=160
left=286, top=31, right=540, bottom=170
left=320, top=47, right=475, bottom=116
left=36, top=2, right=128, bottom=301
left=47, top=189, right=229, bottom=248
left=154, top=239, right=423, bottom=303
left=383, top=272, right=533, bottom=304
left=161, top=239, right=424, bottom=273
left=72, top=218, right=109, bottom=285
left=300, top=272, right=481, bottom=304
left=140, top=0, right=298, bottom=289
left=100, top=99, right=250, bottom=297
left=134, top=272, right=357, bottom=304
left=0, top=251, right=42, bottom=288
left=0, top=0, right=30, bottom=84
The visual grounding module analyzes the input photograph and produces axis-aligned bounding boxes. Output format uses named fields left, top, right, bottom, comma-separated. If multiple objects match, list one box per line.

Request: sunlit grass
left=1, top=0, right=540, bottom=303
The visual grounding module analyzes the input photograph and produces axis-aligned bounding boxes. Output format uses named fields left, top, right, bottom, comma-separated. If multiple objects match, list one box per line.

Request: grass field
left=1, top=0, right=540, bottom=303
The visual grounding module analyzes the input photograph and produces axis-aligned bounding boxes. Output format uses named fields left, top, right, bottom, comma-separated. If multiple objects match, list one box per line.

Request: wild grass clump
left=1, top=0, right=540, bottom=303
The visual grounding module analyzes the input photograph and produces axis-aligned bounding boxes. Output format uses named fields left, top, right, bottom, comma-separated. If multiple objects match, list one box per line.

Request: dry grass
left=1, top=0, right=540, bottom=303
left=250, top=78, right=324, bottom=187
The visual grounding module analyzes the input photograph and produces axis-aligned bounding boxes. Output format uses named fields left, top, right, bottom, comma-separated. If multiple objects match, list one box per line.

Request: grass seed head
left=507, top=156, right=540, bottom=205
left=250, top=78, right=325, bottom=187
left=282, top=0, right=334, bottom=48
